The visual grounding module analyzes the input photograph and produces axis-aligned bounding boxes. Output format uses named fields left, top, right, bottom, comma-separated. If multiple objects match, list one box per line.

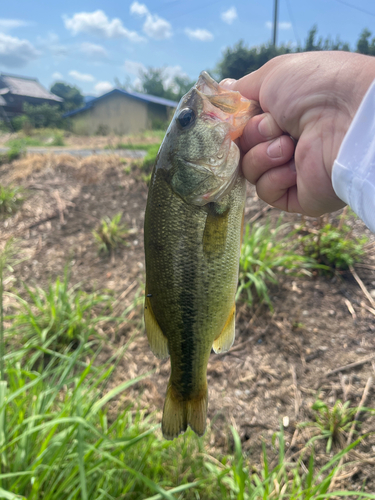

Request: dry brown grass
left=3, top=153, right=127, bottom=184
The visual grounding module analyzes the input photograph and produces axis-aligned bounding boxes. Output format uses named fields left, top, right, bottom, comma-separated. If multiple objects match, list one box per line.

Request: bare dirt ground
left=2, top=151, right=375, bottom=493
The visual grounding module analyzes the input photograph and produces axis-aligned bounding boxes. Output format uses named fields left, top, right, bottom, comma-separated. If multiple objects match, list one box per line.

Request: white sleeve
left=332, top=80, right=375, bottom=233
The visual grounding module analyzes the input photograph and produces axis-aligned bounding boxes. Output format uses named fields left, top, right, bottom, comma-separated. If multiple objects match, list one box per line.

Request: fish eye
left=177, top=108, right=195, bottom=129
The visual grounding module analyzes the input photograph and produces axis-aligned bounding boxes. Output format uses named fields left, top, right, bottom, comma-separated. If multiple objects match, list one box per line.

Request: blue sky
left=0, top=0, right=374, bottom=96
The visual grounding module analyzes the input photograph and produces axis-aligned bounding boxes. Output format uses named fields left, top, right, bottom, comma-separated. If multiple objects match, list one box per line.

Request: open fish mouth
left=195, top=71, right=261, bottom=139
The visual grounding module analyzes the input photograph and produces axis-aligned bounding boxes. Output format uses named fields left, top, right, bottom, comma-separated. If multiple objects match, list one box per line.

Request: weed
left=301, top=215, right=367, bottom=271
left=141, top=173, right=152, bottom=185
left=0, top=185, right=24, bottom=216
left=6, top=137, right=43, bottom=148
left=141, top=143, right=161, bottom=173
left=237, top=218, right=316, bottom=309
left=1, top=269, right=374, bottom=498
left=300, top=399, right=360, bottom=453
left=206, top=426, right=370, bottom=499
left=7, top=270, right=112, bottom=355
left=49, top=132, right=65, bottom=146
left=93, top=212, right=129, bottom=254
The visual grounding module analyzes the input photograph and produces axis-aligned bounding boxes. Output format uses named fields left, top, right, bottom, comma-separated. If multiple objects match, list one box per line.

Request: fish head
left=158, top=71, right=261, bottom=206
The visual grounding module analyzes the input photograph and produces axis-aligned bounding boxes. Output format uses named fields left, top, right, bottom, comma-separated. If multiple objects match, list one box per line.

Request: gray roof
left=0, top=73, right=63, bottom=102
left=64, top=88, right=177, bottom=117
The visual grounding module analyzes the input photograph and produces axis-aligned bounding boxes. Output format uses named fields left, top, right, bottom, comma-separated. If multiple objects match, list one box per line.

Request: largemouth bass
left=144, top=72, right=260, bottom=440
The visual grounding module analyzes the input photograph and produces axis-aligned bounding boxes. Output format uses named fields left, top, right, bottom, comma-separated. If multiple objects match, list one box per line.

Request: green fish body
left=144, top=72, right=259, bottom=439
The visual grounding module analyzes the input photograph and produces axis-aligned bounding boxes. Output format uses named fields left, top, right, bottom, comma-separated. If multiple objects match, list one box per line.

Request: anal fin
left=144, top=296, right=169, bottom=359
left=212, top=304, right=236, bottom=354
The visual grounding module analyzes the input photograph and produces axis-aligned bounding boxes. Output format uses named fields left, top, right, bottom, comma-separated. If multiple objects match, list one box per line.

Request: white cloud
left=80, top=42, right=108, bottom=59
left=124, top=59, right=146, bottom=76
left=143, top=14, right=172, bottom=40
left=0, top=32, right=39, bottom=68
left=130, top=2, right=172, bottom=40
left=265, top=21, right=292, bottom=30
left=94, top=81, right=114, bottom=95
left=130, top=1, right=149, bottom=17
left=64, top=10, right=145, bottom=42
left=52, top=72, right=63, bottom=80
left=185, top=28, right=213, bottom=41
left=0, top=19, right=30, bottom=32
left=69, top=70, right=95, bottom=82
left=221, top=7, right=237, bottom=24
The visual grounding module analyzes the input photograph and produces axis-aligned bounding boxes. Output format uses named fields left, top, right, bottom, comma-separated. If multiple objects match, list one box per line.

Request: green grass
left=5, top=130, right=66, bottom=149
left=1, top=247, right=375, bottom=499
left=300, top=399, right=361, bottom=453
left=7, top=269, right=112, bottom=356
left=237, top=218, right=317, bottom=310
left=6, top=137, right=44, bottom=148
left=93, top=213, right=129, bottom=254
left=141, top=143, right=161, bottom=173
left=49, top=131, right=65, bottom=146
left=301, top=219, right=367, bottom=271
left=0, top=185, right=25, bottom=216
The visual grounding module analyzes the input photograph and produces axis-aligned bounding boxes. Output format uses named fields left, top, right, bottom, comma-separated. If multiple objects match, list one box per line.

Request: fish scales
left=144, top=71, right=260, bottom=439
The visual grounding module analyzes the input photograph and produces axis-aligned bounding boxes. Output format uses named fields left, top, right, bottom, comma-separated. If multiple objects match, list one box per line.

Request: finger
left=240, top=113, right=285, bottom=152
left=255, top=164, right=303, bottom=213
left=242, top=135, right=295, bottom=185
left=220, top=67, right=266, bottom=102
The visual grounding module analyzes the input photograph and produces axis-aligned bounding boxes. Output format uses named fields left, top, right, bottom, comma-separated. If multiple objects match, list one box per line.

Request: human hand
left=221, top=51, right=375, bottom=216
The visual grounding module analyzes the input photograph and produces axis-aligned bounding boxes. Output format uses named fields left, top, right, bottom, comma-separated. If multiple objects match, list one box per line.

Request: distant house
left=64, top=88, right=177, bottom=135
left=0, top=73, right=63, bottom=120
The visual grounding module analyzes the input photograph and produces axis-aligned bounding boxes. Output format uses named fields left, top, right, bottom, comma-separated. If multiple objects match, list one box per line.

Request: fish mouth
left=195, top=71, right=261, bottom=140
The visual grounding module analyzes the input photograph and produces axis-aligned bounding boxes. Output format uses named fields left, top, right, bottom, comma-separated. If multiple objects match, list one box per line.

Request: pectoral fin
left=144, top=296, right=169, bottom=359
left=212, top=304, right=236, bottom=354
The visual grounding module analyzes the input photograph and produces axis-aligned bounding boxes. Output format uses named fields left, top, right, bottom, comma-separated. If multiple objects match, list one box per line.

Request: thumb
left=220, top=68, right=265, bottom=102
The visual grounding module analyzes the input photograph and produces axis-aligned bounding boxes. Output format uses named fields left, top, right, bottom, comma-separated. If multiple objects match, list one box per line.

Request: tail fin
left=162, top=383, right=208, bottom=440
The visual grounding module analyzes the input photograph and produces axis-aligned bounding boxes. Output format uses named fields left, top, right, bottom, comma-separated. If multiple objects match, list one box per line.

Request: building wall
left=71, top=93, right=152, bottom=135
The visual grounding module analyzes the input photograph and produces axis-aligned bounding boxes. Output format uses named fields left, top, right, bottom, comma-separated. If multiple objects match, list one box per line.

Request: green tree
left=216, top=26, right=351, bottom=81
left=300, top=25, right=350, bottom=52
left=140, top=68, right=165, bottom=98
left=217, top=40, right=292, bottom=80
left=138, top=68, right=194, bottom=101
left=50, top=82, right=84, bottom=112
left=23, top=102, right=64, bottom=128
left=356, top=28, right=375, bottom=55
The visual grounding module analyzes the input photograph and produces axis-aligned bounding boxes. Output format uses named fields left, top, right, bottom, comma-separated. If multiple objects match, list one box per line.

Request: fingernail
left=220, top=78, right=236, bottom=89
left=267, top=138, right=282, bottom=158
left=258, top=115, right=273, bottom=138
left=289, top=159, right=296, bottom=172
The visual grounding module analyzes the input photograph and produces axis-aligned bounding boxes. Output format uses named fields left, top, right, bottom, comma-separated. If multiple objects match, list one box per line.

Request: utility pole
left=272, top=0, right=278, bottom=47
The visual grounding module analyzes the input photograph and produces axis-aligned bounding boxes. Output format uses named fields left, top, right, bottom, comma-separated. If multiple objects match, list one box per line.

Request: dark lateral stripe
left=177, top=264, right=197, bottom=398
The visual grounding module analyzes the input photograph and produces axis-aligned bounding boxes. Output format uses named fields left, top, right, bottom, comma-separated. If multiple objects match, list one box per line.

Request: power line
left=285, top=0, right=301, bottom=47
left=273, top=0, right=278, bottom=46
left=331, top=0, right=375, bottom=18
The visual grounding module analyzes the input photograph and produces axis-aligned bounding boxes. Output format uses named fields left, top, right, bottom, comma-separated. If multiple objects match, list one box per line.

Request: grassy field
left=0, top=132, right=375, bottom=498
left=1, top=258, right=373, bottom=499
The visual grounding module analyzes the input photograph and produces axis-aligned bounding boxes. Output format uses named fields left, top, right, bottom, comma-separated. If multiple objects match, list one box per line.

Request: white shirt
left=332, top=80, right=375, bottom=233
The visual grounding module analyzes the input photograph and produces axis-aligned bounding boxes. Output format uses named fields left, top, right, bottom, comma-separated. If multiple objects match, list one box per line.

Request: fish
left=144, top=71, right=260, bottom=440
